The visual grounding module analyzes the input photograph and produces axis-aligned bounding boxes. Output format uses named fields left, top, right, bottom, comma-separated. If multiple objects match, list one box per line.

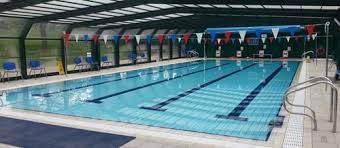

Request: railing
left=283, top=76, right=338, bottom=133
left=301, top=51, right=316, bottom=65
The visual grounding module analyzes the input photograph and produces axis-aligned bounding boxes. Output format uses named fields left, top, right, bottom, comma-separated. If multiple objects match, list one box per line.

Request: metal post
left=315, top=36, right=318, bottom=66
left=325, top=21, right=330, bottom=78
left=333, top=89, right=338, bottom=133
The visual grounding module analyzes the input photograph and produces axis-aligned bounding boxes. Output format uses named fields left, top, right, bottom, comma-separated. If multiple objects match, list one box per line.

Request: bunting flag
left=312, top=33, right=317, bottom=40
left=304, top=36, right=308, bottom=42
left=217, top=38, right=221, bottom=45
left=102, top=35, right=108, bottom=44
left=183, top=33, right=190, bottom=44
left=74, top=34, right=79, bottom=43
left=84, top=34, right=89, bottom=43
left=196, top=33, right=203, bottom=44
left=210, top=32, right=216, bottom=42
left=157, top=34, right=164, bottom=44
left=224, top=32, right=231, bottom=43
left=231, top=38, right=235, bottom=44
left=306, top=25, right=315, bottom=37
left=135, top=35, right=141, bottom=45
left=178, top=37, right=182, bottom=43
left=92, top=34, right=98, bottom=43
left=289, top=30, right=296, bottom=36
left=124, top=34, right=129, bottom=44
left=286, top=36, right=290, bottom=42
left=269, top=37, right=274, bottom=43
left=63, top=33, right=70, bottom=47
left=238, top=38, right=242, bottom=44
left=170, top=34, right=176, bottom=42
left=255, top=31, right=262, bottom=38
left=294, top=36, right=299, bottom=42
left=272, top=28, right=279, bottom=39
left=307, top=36, right=311, bottom=41
left=113, top=35, right=119, bottom=45
left=261, top=37, right=266, bottom=43
left=238, top=30, right=246, bottom=42
left=146, top=34, right=152, bottom=45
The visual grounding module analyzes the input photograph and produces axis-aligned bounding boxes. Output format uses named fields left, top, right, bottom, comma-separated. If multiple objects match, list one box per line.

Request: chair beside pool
left=128, top=53, right=137, bottom=64
left=137, top=53, right=147, bottom=62
left=85, top=57, right=98, bottom=70
left=2, top=62, right=22, bottom=81
left=28, top=60, right=47, bottom=78
left=101, top=56, right=113, bottom=67
left=73, top=57, right=86, bottom=72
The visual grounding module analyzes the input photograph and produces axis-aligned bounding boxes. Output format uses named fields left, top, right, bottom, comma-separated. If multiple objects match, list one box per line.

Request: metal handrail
left=284, top=81, right=338, bottom=132
left=284, top=76, right=332, bottom=121
left=301, top=51, right=314, bottom=58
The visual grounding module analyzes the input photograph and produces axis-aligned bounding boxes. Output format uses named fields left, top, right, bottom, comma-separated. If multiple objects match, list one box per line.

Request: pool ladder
left=301, top=51, right=316, bottom=65
left=283, top=76, right=338, bottom=133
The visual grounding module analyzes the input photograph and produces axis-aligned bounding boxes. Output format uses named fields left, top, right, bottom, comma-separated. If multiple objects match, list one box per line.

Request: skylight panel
left=170, top=4, right=185, bottom=7
left=13, top=9, right=53, bottom=15
left=147, top=4, right=174, bottom=9
left=228, top=5, right=246, bottom=8
left=99, top=11, right=124, bottom=16
left=111, top=9, right=135, bottom=15
left=0, top=13, right=34, bottom=18
left=87, top=13, right=113, bottom=18
left=134, top=5, right=160, bottom=11
left=282, top=5, right=301, bottom=9
left=2, top=11, right=43, bottom=16
left=89, top=0, right=116, bottom=4
left=154, top=16, right=169, bottom=19
left=263, top=5, right=282, bottom=9
left=24, top=6, right=65, bottom=13
left=67, top=17, right=93, bottom=21
left=213, top=4, right=229, bottom=8
left=125, top=20, right=138, bottom=23
left=47, top=1, right=88, bottom=8
left=165, top=14, right=180, bottom=17
left=134, top=19, right=149, bottom=22
left=58, top=19, right=83, bottom=22
left=35, top=4, right=76, bottom=10
left=176, top=13, right=194, bottom=16
left=301, top=6, right=321, bottom=10
left=122, top=7, right=147, bottom=13
left=197, top=4, right=214, bottom=8
left=144, top=17, right=159, bottom=21
left=245, top=5, right=263, bottom=9
left=321, top=6, right=340, bottom=10
left=49, top=20, right=73, bottom=24
left=116, top=22, right=130, bottom=25
left=61, top=0, right=102, bottom=6
left=183, top=4, right=199, bottom=8
left=77, top=15, right=103, bottom=19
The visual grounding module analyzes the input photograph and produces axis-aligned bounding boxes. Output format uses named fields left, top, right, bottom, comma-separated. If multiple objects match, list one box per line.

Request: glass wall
left=0, top=17, right=27, bottom=77
left=151, top=40, right=160, bottom=61
left=99, top=40, right=115, bottom=67
left=162, top=39, right=170, bottom=60
left=26, top=23, right=67, bottom=74
left=172, top=39, right=180, bottom=58
left=136, top=38, right=148, bottom=63
left=119, top=37, right=133, bottom=65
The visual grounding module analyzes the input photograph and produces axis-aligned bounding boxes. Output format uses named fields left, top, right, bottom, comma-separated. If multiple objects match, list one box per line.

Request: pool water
left=1, top=60, right=299, bottom=141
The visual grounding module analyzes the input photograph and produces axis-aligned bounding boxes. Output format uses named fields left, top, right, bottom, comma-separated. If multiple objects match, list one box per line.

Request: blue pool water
left=1, top=60, right=299, bottom=141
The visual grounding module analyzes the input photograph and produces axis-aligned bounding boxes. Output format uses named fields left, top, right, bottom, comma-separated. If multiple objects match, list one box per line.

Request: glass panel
left=71, top=27, right=98, bottom=40
left=0, top=39, right=21, bottom=77
left=0, top=17, right=27, bottom=37
left=172, top=39, right=180, bottom=58
left=151, top=40, right=160, bottom=61
left=27, top=23, right=68, bottom=39
left=25, top=39, right=62, bottom=74
left=119, top=40, right=133, bottom=65
left=136, top=39, right=147, bottom=63
left=67, top=41, right=92, bottom=70
left=162, top=39, right=170, bottom=60
left=99, top=40, right=115, bottom=67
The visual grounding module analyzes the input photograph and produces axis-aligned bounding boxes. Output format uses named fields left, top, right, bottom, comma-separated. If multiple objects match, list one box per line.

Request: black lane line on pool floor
left=140, top=63, right=257, bottom=111
left=32, top=61, right=203, bottom=97
left=215, top=65, right=283, bottom=121
left=85, top=62, right=231, bottom=104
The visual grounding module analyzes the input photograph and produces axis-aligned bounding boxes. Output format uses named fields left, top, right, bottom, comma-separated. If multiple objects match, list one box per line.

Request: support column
left=92, top=29, right=103, bottom=70
left=169, top=38, right=173, bottom=59
left=18, top=20, right=33, bottom=79
left=132, top=36, right=137, bottom=65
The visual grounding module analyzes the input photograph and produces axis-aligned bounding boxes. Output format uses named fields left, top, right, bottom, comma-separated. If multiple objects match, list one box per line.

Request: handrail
left=284, top=76, right=332, bottom=121
left=284, top=81, right=338, bottom=132
left=301, top=51, right=314, bottom=58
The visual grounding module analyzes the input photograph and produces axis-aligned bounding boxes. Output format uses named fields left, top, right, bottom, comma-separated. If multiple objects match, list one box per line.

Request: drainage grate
left=282, top=115, right=304, bottom=148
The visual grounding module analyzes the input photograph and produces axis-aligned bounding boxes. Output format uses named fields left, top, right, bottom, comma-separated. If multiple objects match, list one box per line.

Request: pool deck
left=0, top=58, right=337, bottom=148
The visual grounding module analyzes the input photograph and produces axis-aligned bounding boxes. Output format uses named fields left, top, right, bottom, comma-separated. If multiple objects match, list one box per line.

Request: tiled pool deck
left=0, top=58, right=338, bottom=148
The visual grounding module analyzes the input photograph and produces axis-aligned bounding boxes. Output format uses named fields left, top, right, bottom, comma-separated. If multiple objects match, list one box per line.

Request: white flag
left=135, top=35, right=141, bottom=45
left=272, top=28, right=280, bottom=39
left=312, top=33, right=317, bottom=40
left=239, top=30, right=247, bottom=41
left=238, top=38, right=242, bottom=43
left=261, top=37, right=266, bottom=43
left=217, top=38, right=221, bottom=44
left=74, top=34, right=79, bottom=43
left=102, top=35, right=108, bottom=44
left=178, top=37, right=182, bottom=42
left=196, top=33, right=203, bottom=44
left=286, top=36, right=290, bottom=42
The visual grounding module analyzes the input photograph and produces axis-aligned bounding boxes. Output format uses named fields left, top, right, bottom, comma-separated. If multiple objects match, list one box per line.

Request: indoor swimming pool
left=0, top=60, right=299, bottom=141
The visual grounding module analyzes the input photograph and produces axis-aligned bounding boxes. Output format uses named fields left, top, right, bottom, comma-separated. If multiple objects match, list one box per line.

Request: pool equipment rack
left=283, top=76, right=338, bottom=133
